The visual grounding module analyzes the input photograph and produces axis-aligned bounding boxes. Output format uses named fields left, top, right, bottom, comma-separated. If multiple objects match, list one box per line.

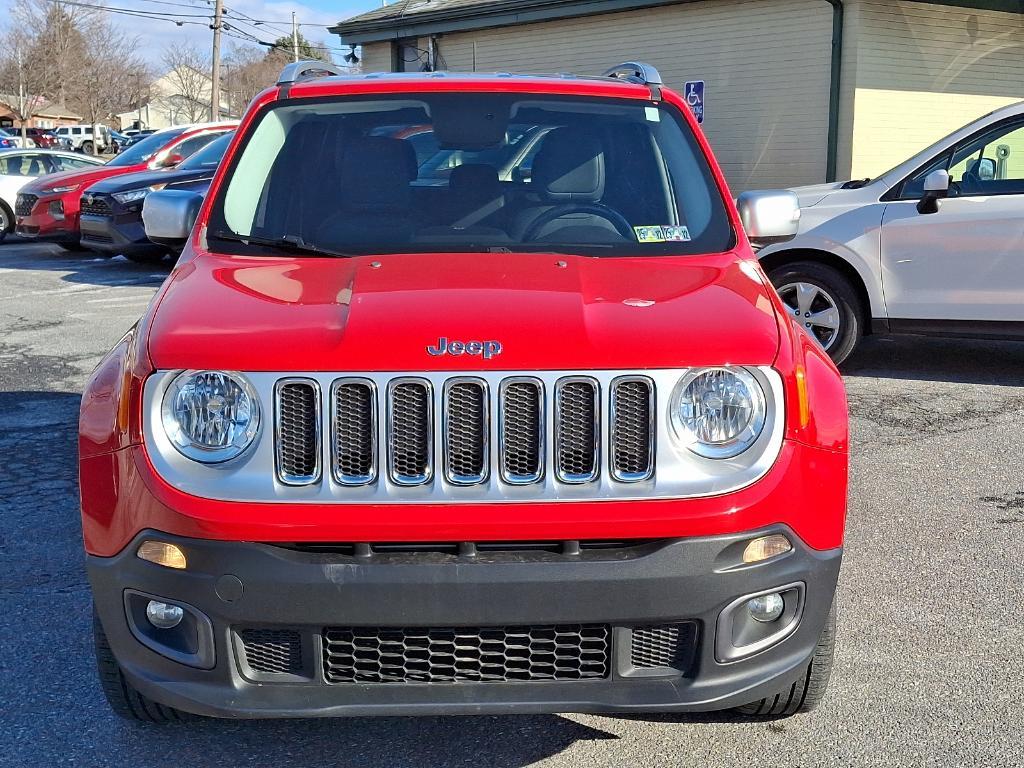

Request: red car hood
left=148, top=250, right=782, bottom=371
left=23, top=163, right=144, bottom=194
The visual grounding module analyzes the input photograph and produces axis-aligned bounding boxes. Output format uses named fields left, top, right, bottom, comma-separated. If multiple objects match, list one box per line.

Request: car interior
left=221, top=95, right=732, bottom=256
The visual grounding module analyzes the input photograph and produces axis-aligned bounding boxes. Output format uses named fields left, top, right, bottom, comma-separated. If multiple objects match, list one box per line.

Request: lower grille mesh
left=15, top=194, right=37, bottom=216
left=322, top=624, right=610, bottom=683
left=631, top=623, right=698, bottom=671
left=240, top=629, right=303, bottom=674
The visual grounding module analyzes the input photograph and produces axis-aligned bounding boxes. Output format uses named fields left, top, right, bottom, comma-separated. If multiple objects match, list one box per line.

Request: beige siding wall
left=361, top=42, right=393, bottom=73
left=845, top=0, right=1024, bottom=179
left=366, top=0, right=834, bottom=191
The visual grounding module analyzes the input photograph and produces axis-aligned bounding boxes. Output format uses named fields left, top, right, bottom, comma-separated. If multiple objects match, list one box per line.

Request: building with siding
left=331, top=0, right=1024, bottom=192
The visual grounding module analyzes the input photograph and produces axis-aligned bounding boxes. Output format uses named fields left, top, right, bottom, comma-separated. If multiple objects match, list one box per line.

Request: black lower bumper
left=88, top=527, right=842, bottom=718
left=79, top=212, right=163, bottom=256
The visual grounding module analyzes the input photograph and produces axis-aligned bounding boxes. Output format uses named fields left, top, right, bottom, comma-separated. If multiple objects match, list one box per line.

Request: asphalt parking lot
left=2, top=241, right=1022, bottom=767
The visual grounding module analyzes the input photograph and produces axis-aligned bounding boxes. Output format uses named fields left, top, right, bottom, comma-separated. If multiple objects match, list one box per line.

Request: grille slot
left=631, top=623, right=699, bottom=672
left=554, top=377, right=600, bottom=483
left=610, top=377, right=655, bottom=482
left=322, top=624, right=610, bottom=683
left=443, top=378, right=489, bottom=485
left=239, top=629, right=303, bottom=674
left=331, top=378, right=377, bottom=485
left=499, top=378, right=544, bottom=484
left=275, top=379, right=321, bottom=485
left=387, top=378, right=433, bottom=486
left=15, top=194, right=37, bottom=216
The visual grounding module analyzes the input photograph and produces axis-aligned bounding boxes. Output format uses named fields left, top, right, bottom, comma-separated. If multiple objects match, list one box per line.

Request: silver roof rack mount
left=601, top=61, right=663, bottom=87
left=277, top=60, right=346, bottom=86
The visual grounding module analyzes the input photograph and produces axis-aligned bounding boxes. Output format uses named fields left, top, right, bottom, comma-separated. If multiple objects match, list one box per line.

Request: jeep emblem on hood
left=427, top=337, right=502, bottom=360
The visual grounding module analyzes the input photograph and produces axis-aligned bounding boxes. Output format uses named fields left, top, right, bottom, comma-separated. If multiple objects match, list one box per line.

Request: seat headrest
left=339, top=136, right=417, bottom=209
left=531, top=128, right=605, bottom=202
left=449, top=163, right=499, bottom=194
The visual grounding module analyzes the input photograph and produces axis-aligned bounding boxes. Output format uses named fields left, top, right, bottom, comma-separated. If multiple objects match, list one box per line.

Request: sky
left=39, top=0, right=384, bottom=68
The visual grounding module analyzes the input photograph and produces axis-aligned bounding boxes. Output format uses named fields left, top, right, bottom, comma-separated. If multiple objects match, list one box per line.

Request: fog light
left=742, top=534, right=792, bottom=564
left=146, top=600, right=184, bottom=629
left=137, top=540, right=187, bottom=569
left=747, top=593, right=785, bottom=623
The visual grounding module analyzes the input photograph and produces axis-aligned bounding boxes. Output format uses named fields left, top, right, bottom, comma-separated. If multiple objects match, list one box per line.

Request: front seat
left=512, top=127, right=625, bottom=242
left=316, top=136, right=418, bottom=248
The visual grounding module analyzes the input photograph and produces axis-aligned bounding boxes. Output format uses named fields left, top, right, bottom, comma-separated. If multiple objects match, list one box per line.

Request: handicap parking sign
left=684, top=80, right=705, bottom=124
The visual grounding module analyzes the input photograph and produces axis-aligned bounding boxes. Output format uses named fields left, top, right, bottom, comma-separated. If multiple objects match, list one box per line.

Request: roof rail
left=277, top=60, right=346, bottom=86
left=601, top=61, right=663, bottom=87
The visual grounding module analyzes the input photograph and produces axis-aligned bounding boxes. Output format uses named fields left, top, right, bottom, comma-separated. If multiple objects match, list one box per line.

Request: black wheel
left=81, top=140, right=94, bottom=155
left=768, top=261, right=862, bottom=365
left=734, top=600, right=837, bottom=718
left=93, top=607, right=196, bottom=723
left=125, top=250, right=168, bottom=264
left=0, top=201, right=12, bottom=242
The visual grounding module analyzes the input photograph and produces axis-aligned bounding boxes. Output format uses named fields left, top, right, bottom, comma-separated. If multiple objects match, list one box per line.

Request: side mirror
left=736, top=190, right=801, bottom=248
left=156, top=152, right=185, bottom=169
left=917, top=169, right=950, bottom=214
left=977, top=156, right=996, bottom=181
left=143, top=190, right=203, bottom=248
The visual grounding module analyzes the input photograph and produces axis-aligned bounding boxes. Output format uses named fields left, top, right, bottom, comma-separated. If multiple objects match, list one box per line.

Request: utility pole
left=211, top=0, right=224, bottom=122
left=291, top=12, right=299, bottom=62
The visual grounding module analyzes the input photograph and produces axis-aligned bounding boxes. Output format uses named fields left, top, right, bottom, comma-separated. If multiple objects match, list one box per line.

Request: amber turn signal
left=742, top=534, right=792, bottom=564
left=137, top=540, right=187, bottom=569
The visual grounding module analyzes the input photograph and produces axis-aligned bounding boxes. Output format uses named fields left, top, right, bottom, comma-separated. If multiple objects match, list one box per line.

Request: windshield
left=209, top=94, right=733, bottom=257
left=107, top=128, right=185, bottom=167
left=178, top=131, right=233, bottom=170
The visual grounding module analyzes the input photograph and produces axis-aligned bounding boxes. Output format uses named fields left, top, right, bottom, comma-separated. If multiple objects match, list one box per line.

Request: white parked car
left=759, top=101, right=1024, bottom=364
left=0, top=149, right=105, bottom=241
left=0, top=127, right=36, bottom=148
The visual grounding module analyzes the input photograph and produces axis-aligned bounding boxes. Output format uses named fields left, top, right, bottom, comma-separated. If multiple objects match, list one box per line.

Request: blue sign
left=684, top=80, right=705, bottom=125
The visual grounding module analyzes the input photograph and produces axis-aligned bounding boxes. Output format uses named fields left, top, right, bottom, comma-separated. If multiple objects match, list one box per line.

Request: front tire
left=81, top=140, right=94, bottom=155
left=0, top=201, right=12, bottom=242
left=768, top=261, right=862, bottom=365
left=734, top=600, right=837, bottom=718
left=93, top=608, right=196, bottom=723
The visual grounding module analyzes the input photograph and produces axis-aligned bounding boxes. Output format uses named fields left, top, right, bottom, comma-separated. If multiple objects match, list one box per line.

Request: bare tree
left=74, top=21, right=147, bottom=153
left=161, top=45, right=212, bottom=124
left=0, top=30, right=48, bottom=143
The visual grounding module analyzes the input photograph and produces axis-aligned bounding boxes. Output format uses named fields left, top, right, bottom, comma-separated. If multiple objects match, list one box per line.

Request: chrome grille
left=499, top=378, right=544, bottom=484
left=387, top=378, right=432, bottom=485
left=331, top=378, right=376, bottom=485
left=554, top=377, right=600, bottom=483
left=275, top=379, right=321, bottom=485
left=443, top=378, right=488, bottom=484
left=610, top=377, right=655, bottom=482
left=80, top=196, right=112, bottom=216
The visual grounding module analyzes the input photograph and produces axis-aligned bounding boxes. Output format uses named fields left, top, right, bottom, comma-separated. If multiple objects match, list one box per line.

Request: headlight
left=161, top=370, right=260, bottom=463
left=113, top=188, right=150, bottom=204
left=42, top=183, right=80, bottom=194
left=670, top=367, right=767, bottom=459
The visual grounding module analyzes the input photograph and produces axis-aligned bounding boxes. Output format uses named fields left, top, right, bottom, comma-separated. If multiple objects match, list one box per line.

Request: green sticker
left=634, top=225, right=666, bottom=243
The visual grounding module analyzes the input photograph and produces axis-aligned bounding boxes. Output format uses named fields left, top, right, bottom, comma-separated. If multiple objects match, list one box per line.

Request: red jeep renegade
left=80, top=61, right=847, bottom=722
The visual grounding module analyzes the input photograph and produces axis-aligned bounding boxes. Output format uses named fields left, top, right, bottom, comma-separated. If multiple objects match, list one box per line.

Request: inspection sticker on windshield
left=634, top=225, right=691, bottom=243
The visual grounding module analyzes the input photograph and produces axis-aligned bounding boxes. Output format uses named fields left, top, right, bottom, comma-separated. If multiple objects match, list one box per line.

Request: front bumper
left=15, top=198, right=77, bottom=242
left=89, top=527, right=841, bottom=718
left=80, top=199, right=161, bottom=255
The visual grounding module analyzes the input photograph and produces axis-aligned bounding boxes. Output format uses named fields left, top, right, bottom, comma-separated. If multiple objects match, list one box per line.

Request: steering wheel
left=522, top=203, right=634, bottom=242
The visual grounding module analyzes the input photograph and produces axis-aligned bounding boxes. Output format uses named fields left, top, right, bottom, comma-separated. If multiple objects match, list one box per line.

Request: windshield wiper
left=210, top=230, right=355, bottom=258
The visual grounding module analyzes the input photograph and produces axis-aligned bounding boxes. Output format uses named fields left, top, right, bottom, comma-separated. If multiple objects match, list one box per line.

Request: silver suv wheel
left=776, top=281, right=841, bottom=351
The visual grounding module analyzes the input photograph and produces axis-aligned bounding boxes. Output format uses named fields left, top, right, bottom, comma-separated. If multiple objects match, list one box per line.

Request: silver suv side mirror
left=143, top=190, right=204, bottom=248
left=918, top=169, right=950, bottom=215
left=736, top=190, right=801, bottom=249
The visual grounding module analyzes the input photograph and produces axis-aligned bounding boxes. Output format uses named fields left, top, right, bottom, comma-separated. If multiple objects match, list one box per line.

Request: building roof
left=332, top=0, right=1024, bottom=44
left=0, top=94, right=82, bottom=120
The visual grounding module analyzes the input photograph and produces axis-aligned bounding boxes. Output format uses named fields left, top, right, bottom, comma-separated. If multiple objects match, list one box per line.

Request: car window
left=177, top=132, right=234, bottom=170
left=106, top=128, right=186, bottom=167
left=0, top=154, right=50, bottom=176
left=170, top=132, right=223, bottom=162
left=51, top=154, right=103, bottom=171
left=211, top=94, right=733, bottom=258
left=900, top=118, right=1024, bottom=199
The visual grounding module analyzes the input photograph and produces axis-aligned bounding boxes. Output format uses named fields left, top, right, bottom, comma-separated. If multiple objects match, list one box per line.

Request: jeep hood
left=147, top=250, right=782, bottom=371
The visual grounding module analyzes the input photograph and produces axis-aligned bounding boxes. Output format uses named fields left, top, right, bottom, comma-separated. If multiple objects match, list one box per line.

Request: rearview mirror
left=917, top=169, right=949, bottom=215
left=736, top=190, right=801, bottom=248
left=143, top=190, right=203, bottom=248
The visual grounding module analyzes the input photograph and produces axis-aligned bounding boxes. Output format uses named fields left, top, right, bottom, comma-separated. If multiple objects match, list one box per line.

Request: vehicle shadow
left=0, top=241, right=171, bottom=289
left=842, top=333, right=1024, bottom=387
left=0, top=390, right=622, bottom=767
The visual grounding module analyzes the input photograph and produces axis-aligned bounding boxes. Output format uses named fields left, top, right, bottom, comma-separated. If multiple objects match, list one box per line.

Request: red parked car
left=14, top=122, right=236, bottom=247
left=23, top=128, right=61, bottom=148
left=81, top=62, right=848, bottom=722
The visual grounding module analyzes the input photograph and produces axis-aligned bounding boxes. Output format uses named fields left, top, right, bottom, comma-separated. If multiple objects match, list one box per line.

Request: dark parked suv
left=80, top=132, right=233, bottom=262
